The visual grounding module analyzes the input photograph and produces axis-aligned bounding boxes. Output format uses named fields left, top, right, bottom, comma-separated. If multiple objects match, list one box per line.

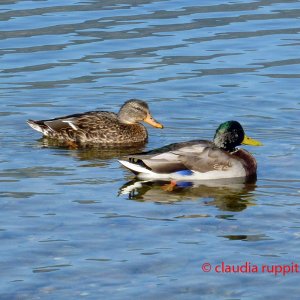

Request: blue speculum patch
left=174, top=170, right=194, bottom=176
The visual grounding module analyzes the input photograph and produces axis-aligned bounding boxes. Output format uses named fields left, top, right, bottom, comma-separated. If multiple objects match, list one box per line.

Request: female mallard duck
left=119, top=121, right=262, bottom=180
left=27, top=99, right=163, bottom=147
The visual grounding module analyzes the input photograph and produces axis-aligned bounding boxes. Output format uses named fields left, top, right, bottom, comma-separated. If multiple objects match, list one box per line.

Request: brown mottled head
left=118, top=99, right=163, bottom=128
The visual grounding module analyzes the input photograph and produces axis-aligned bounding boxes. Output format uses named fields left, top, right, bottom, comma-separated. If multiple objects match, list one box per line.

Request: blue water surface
left=0, top=0, right=300, bottom=299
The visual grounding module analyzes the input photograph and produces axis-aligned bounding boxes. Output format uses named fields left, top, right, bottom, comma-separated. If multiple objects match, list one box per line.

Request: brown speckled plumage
left=27, top=99, right=163, bottom=147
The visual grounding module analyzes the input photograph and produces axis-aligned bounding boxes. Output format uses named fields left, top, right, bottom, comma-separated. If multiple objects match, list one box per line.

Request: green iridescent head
left=213, top=121, right=262, bottom=151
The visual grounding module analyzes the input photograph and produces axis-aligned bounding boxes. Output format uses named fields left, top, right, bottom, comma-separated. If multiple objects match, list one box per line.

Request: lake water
left=1, top=0, right=300, bottom=299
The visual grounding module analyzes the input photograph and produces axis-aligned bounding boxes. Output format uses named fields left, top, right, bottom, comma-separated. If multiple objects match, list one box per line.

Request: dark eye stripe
left=134, top=105, right=147, bottom=112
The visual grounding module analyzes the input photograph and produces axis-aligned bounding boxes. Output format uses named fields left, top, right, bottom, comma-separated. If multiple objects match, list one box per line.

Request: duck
left=119, top=120, right=262, bottom=180
left=27, top=99, right=163, bottom=147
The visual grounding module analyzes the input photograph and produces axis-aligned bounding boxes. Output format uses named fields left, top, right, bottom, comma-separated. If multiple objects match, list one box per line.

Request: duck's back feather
left=128, top=140, right=210, bottom=173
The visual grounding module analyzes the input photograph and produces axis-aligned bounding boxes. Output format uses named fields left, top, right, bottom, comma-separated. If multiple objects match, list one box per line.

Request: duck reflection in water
left=37, top=137, right=145, bottom=161
left=119, top=177, right=256, bottom=213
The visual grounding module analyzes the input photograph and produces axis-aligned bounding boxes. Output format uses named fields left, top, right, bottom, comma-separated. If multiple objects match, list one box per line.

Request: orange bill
left=144, top=113, right=163, bottom=128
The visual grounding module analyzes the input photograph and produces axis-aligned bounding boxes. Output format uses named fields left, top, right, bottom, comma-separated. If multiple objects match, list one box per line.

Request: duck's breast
left=232, top=148, right=257, bottom=177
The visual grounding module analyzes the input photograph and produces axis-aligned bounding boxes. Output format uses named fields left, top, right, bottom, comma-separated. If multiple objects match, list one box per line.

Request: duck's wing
left=28, top=112, right=117, bottom=133
left=124, top=140, right=224, bottom=174
left=177, top=146, right=235, bottom=173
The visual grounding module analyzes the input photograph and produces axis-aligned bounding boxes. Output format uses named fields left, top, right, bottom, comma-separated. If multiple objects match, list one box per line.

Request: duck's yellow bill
left=144, top=114, right=163, bottom=129
left=242, top=135, right=263, bottom=146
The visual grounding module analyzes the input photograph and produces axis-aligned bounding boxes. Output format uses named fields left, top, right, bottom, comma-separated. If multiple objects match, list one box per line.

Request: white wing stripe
left=62, top=120, right=78, bottom=130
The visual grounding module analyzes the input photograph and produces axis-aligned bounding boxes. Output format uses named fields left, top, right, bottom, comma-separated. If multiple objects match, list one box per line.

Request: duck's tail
left=118, top=160, right=155, bottom=175
left=27, top=119, right=47, bottom=135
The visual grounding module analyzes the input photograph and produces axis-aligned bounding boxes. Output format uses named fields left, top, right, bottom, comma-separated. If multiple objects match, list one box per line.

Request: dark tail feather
left=27, top=119, right=44, bottom=133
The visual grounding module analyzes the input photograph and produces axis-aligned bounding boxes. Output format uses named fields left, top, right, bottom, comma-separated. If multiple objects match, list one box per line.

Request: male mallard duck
left=27, top=99, right=163, bottom=147
left=119, top=121, right=262, bottom=180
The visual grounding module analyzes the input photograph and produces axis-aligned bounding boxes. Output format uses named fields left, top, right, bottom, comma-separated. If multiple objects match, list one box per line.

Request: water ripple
left=1, top=0, right=300, bottom=298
